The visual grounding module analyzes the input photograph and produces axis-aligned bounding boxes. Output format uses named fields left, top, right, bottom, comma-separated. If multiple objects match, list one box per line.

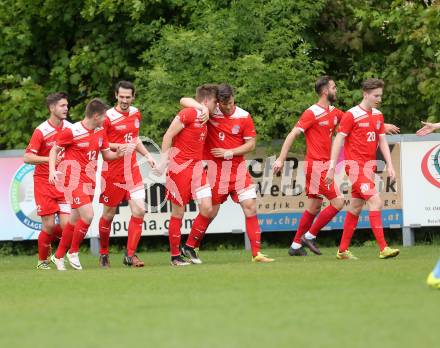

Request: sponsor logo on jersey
left=77, top=142, right=89, bottom=148
left=319, top=121, right=329, bottom=126
left=46, top=141, right=55, bottom=147
left=231, top=125, right=240, bottom=134
left=359, top=122, right=369, bottom=128
left=115, top=125, right=127, bottom=130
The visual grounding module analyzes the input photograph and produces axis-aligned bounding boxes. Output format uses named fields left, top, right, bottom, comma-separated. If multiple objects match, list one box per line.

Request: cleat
left=123, top=253, right=145, bottom=267
left=50, top=254, right=66, bottom=271
left=336, top=250, right=359, bottom=260
left=300, top=235, right=322, bottom=255
left=427, top=272, right=440, bottom=289
left=252, top=252, right=275, bottom=263
left=67, top=252, right=83, bottom=270
left=36, top=261, right=51, bottom=270
left=288, top=246, right=308, bottom=256
left=99, top=254, right=110, bottom=268
left=379, top=246, right=400, bottom=259
left=170, top=255, right=191, bottom=266
left=181, top=245, right=202, bottom=264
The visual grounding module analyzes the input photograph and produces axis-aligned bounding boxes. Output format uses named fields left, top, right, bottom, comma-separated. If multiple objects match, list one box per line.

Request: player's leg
left=52, top=209, right=79, bottom=270
left=427, top=258, right=440, bottom=289
left=337, top=198, right=363, bottom=260
left=366, top=194, right=399, bottom=259
left=37, top=214, right=56, bottom=269
left=98, top=205, right=116, bottom=268
left=168, top=203, right=190, bottom=266
left=123, top=197, right=146, bottom=267
left=290, top=198, right=322, bottom=256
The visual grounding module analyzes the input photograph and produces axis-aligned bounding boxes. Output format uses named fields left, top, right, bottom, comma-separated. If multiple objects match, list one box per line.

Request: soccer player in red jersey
left=181, top=84, right=274, bottom=262
left=49, top=98, right=123, bottom=270
left=326, top=78, right=400, bottom=259
left=24, top=93, right=72, bottom=270
left=273, top=76, right=345, bottom=256
left=159, top=84, right=217, bottom=266
left=98, top=81, right=156, bottom=268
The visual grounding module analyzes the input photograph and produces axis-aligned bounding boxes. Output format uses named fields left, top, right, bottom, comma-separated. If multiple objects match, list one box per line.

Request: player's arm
left=210, top=137, right=256, bottom=160
left=155, top=116, right=184, bottom=174
left=101, top=148, right=123, bottom=161
left=325, top=133, right=345, bottom=185
left=48, top=146, right=63, bottom=184
left=135, top=139, right=156, bottom=168
left=416, top=121, right=440, bottom=136
left=384, top=123, right=400, bottom=135
left=273, top=127, right=302, bottom=174
left=24, top=130, right=47, bottom=165
left=23, top=152, right=48, bottom=165
left=378, top=135, right=396, bottom=183
left=180, top=97, right=209, bottom=123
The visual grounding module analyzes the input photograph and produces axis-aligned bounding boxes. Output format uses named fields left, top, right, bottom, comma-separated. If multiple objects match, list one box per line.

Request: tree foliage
left=0, top=0, right=439, bottom=149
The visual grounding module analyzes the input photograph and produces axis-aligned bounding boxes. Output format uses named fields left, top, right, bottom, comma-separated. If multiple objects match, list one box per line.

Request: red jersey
left=204, top=105, right=256, bottom=165
left=102, top=106, right=141, bottom=181
left=170, top=108, right=207, bottom=165
left=25, top=119, right=71, bottom=179
left=296, top=104, right=344, bottom=162
left=56, top=121, right=110, bottom=185
left=338, top=105, right=385, bottom=166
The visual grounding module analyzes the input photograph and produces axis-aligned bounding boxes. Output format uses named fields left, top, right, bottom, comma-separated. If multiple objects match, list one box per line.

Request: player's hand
left=325, top=168, right=335, bottom=186
left=416, top=121, right=436, bottom=136
left=152, top=161, right=167, bottom=176
left=199, top=105, right=210, bottom=124
left=387, top=165, right=396, bottom=184
left=116, top=146, right=125, bottom=158
left=272, top=158, right=284, bottom=174
left=384, top=123, right=400, bottom=135
left=117, top=143, right=128, bottom=153
left=49, top=170, right=62, bottom=185
left=145, top=154, right=157, bottom=169
left=211, top=148, right=227, bottom=158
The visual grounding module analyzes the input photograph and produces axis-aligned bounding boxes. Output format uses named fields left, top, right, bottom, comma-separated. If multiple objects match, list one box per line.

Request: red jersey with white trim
left=25, top=120, right=72, bottom=179
left=171, top=108, right=207, bottom=165
left=338, top=105, right=385, bottom=165
left=295, top=104, right=344, bottom=162
left=204, top=105, right=256, bottom=165
left=56, top=121, right=110, bottom=184
left=103, top=106, right=141, bottom=181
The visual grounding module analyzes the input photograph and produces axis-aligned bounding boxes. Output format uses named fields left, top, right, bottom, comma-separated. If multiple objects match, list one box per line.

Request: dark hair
left=46, top=92, right=68, bottom=108
left=217, top=83, right=234, bottom=103
left=362, top=78, right=385, bottom=91
left=85, top=98, right=108, bottom=118
left=195, top=84, right=218, bottom=102
left=315, top=76, right=333, bottom=95
left=115, top=80, right=135, bottom=95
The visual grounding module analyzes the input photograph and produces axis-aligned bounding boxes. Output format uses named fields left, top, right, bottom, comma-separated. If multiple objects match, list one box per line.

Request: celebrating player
left=181, top=84, right=274, bottom=263
left=325, top=78, right=400, bottom=260
left=273, top=76, right=345, bottom=256
left=49, top=98, right=123, bottom=271
left=98, top=81, right=156, bottom=268
left=24, top=93, right=72, bottom=270
left=159, top=84, right=217, bottom=266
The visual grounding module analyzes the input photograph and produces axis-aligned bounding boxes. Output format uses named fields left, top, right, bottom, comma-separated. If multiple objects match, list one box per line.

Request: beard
left=327, top=93, right=336, bottom=104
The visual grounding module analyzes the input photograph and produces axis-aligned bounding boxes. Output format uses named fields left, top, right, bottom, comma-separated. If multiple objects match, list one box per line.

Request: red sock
left=55, top=223, right=74, bottom=259
left=99, top=217, right=112, bottom=255
left=339, top=212, right=359, bottom=252
left=51, top=224, right=63, bottom=241
left=369, top=211, right=388, bottom=251
left=293, top=210, right=316, bottom=243
left=309, top=205, right=340, bottom=237
left=245, top=215, right=261, bottom=257
left=127, top=216, right=143, bottom=257
left=69, top=219, right=90, bottom=254
left=186, top=214, right=211, bottom=249
left=168, top=216, right=182, bottom=257
left=38, top=231, right=51, bottom=261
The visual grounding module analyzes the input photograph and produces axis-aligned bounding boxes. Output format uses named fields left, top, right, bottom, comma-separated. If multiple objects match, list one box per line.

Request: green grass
left=0, top=246, right=439, bottom=348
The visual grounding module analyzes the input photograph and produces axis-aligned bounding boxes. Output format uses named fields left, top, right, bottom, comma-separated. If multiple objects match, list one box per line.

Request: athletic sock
left=309, top=205, right=340, bottom=237
left=245, top=215, right=261, bottom=257
left=55, top=223, right=74, bottom=259
left=290, top=242, right=302, bottom=249
left=38, top=231, right=51, bottom=261
left=186, top=214, right=211, bottom=249
left=168, top=216, right=182, bottom=257
left=369, top=211, right=388, bottom=251
left=339, top=212, right=359, bottom=252
left=69, top=219, right=90, bottom=254
left=127, top=216, right=144, bottom=257
left=99, top=217, right=112, bottom=255
left=51, top=224, right=63, bottom=241
left=293, top=210, right=316, bottom=244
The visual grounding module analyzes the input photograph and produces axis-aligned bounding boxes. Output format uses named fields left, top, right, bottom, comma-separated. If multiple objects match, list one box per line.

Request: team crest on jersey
left=98, top=137, right=103, bottom=147
left=134, top=119, right=140, bottom=129
left=334, top=116, right=338, bottom=125
left=376, top=121, right=381, bottom=130
left=231, top=125, right=240, bottom=134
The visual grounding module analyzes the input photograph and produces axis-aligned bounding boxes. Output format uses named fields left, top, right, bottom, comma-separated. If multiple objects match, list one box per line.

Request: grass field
left=0, top=245, right=439, bottom=348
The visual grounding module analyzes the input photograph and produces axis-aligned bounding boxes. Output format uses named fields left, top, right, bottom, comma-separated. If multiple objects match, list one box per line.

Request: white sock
left=304, top=232, right=316, bottom=240
left=291, top=242, right=302, bottom=249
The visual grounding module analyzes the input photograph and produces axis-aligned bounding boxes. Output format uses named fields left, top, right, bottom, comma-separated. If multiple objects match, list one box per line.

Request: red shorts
left=304, top=161, right=340, bottom=200
left=207, top=161, right=255, bottom=205
left=100, top=167, right=144, bottom=207
left=34, top=177, right=70, bottom=216
left=346, top=164, right=377, bottom=200
left=166, top=162, right=210, bottom=206
left=67, top=184, right=95, bottom=209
